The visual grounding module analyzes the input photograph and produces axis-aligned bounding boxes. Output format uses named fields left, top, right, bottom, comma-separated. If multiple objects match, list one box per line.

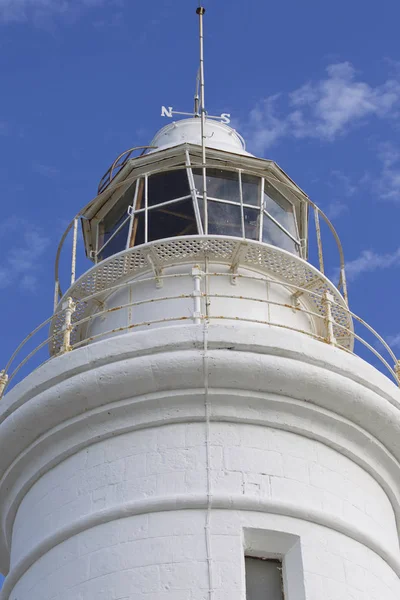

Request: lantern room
left=81, top=119, right=308, bottom=263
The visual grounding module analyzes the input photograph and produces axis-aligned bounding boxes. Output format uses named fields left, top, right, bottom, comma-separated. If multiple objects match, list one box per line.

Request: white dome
left=147, top=117, right=252, bottom=156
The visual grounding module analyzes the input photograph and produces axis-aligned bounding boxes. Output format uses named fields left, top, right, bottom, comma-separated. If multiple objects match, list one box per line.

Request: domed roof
left=146, top=118, right=252, bottom=156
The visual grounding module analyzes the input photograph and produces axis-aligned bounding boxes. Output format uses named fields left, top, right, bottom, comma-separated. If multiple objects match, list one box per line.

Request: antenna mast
left=196, top=5, right=208, bottom=234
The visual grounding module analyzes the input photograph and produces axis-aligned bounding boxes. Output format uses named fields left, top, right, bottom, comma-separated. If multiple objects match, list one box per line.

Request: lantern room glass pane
left=198, top=198, right=242, bottom=236
left=263, top=180, right=297, bottom=237
left=263, top=213, right=299, bottom=254
left=148, top=199, right=197, bottom=242
left=99, top=219, right=130, bottom=260
left=245, top=557, right=283, bottom=600
left=244, top=207, right=259, bottom=240
left=242, top=174, right=261, bottom=206
left=129, top=212, right=145, bottom=247
left=148, top=169, right=191, bottom=206
left=98, top=182, right=136, bottom=259
left=194, top=168, right=240, bottom=203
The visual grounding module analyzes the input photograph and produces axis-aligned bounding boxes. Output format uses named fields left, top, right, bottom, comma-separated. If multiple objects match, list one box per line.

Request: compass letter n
left=161, top=106, right=173, bottom=118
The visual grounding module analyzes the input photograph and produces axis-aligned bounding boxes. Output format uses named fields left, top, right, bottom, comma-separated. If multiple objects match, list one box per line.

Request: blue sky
left=0, top=0, right=400, bottom=584
left=1, top=0, right=400, bottom=387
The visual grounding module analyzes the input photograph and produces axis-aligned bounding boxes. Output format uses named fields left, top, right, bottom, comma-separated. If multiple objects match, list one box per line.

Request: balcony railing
left=1, top=259, right=398, bottom=399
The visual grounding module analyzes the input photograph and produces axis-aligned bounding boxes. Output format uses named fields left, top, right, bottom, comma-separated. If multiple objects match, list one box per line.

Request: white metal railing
left=53, top=156, right=349, bottom=305
left=1, top=269, right=398, bottom=398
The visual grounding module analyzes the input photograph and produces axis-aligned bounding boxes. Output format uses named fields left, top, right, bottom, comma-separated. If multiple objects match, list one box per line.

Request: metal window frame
left=95, top=212, right=132, bottom=259
left=263, top=177, right=300, bottom=241
left=186, top=149, right=204, bottom=235
left=238, top=170, right=245, bottom=238
left=259, top=178, right=265, bottom=243
left=144, top=174, right=149, bottom=243
left=126, top=180, right=140, bottom=250
left=92, top=154, right=304, bottom=259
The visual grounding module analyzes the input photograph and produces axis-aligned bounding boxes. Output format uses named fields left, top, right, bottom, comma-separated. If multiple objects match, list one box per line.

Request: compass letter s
left=161, top=106, right=173, bottom=117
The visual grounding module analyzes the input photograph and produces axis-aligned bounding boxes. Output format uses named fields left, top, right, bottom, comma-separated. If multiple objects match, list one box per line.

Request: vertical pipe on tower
left=197, top=7, right=208, bottom=234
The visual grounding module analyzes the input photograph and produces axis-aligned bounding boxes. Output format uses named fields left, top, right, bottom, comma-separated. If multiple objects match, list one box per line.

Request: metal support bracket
left=395, top=360, right=400, bottom=387
left=145, top=248, right=164, bottom=288
left=322, top=290, right=336, bottom=345
left=61, top=297, right=76, bottom=353
left=229, top=241, right=248, bottom=285
left=291, top=277, right=320, bottom=302
left=0, top=370, right=8, bottom=398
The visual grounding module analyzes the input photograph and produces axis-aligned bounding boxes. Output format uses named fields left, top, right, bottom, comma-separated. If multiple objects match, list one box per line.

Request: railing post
left=70, top=218, right=78, bottom=286
left=61, top=297, right=76, bottom=353
left=322, top=290, right=336, bottom=345
left=395, top=360, right=400, bottom=387
left=0, top=370, right=8, bottom=398
left=314, top=206, right=325, bottom=274
left=192, top=266, right=203, bottom=325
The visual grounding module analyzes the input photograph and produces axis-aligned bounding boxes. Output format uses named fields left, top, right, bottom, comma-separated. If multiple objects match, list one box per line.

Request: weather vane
left=161, top=6, right=231, bottom=125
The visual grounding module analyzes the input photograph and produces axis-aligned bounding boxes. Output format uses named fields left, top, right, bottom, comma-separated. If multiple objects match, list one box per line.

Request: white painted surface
left=1, top=323, right=400, bottom=599
left=147, top=118, right=250, bottom=156
left=86, top=263, right=317, bottom=341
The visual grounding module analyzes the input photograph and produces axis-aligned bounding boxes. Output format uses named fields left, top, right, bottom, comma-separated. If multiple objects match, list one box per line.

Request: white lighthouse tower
left=1, top=8, right=400, bottom=600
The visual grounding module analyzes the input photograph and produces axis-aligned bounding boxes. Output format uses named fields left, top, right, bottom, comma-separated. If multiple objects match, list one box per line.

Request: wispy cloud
left=0, top=217, right=50, bottom=292
left=372, top=141, right=400, bottom=202
left=324, top=170, right=357, bottom=219
left=325, top=200, right=348, bottom=220
left=244, top=62, right=400, bottom=155
left=343, top=247, right=400, bottom=281
left=387, top=332, right=400, bottom=350
left=32, top=162, right=60, bottom=178
left=0, top=0, right=117, bottom=24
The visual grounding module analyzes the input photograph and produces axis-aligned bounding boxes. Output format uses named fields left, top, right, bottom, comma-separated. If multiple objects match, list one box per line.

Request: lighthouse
left=1, top=8, right=400, bottom=600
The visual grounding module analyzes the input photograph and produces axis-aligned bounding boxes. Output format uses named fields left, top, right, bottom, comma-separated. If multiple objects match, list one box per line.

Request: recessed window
left=245, top=557, right=284, bottom=600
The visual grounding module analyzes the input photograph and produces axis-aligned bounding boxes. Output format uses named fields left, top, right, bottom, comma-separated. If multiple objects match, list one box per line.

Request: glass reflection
left=264, top=181, right=297, bottom=237
left=96, top=167, right=301, bottom=259
left=98, top=182, right=137, bottom=259
left=198, top=198, right=242, bottom=236
left=242, top=174, right=261, bottom=206
left=262, top=214, right=298, bottom=254
left=244, top=208, right=259, bottom=240
left=194, top=169, right=240, bottom=203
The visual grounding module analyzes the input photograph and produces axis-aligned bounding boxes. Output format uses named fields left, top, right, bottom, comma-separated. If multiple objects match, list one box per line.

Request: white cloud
left=0, top=0, right=115, bottom=24
left=323, top=170, right=357, bottom=220
left=32, top=162, right=60, bottom=178
left=330, top=170, right=357, bottom=198
left=387, top=333, right=400, bottom=349
left=374, top=141, right=400, bottom=202
left=343, top=247, right=400, bottom=281
left=243, top=62, right=400, bottom=155
left=0, top=217, right=50, bottom=292
left=325, top=200, right=348, bottom=220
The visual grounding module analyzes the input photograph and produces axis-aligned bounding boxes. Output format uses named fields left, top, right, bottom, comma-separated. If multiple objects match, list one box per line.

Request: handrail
left=97, top=146, right=157, bottom=195
left=54, top=156, right=351, bottom=307
left=1, top=270, right=398, bottom=398
left=54, top=146, right=157, bottom=301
